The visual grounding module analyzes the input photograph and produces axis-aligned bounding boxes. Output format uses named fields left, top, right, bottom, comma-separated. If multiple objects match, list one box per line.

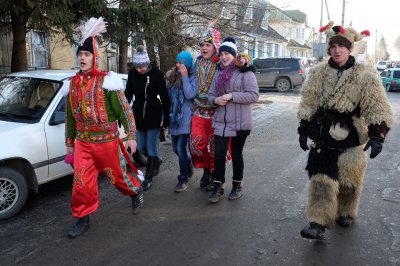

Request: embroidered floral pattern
left=103, top=168, right=115, bottom=184
left=73, top=167, right=85, bottom=187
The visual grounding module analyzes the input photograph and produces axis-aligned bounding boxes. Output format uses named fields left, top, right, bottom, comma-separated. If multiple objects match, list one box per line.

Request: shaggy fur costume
left=298, top=60, right=393, bottom=227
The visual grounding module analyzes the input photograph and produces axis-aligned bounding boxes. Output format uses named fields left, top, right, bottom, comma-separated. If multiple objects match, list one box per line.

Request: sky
left=269, top=0, right=399, bottom=60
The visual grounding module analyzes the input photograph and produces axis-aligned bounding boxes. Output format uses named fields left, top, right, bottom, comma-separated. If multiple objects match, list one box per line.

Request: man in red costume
left=63, top=17, right=143, bottom=239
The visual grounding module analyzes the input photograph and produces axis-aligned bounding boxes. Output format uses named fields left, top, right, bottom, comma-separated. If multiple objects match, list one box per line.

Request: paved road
left=1, top=89, right=399, bottom=266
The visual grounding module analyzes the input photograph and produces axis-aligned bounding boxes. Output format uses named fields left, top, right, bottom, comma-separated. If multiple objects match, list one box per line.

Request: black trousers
left=213, top=135, right=248, bottom=183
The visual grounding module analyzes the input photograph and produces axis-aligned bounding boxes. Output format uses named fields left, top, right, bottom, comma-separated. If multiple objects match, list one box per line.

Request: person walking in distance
left=63, top=17, right=143, bottom=239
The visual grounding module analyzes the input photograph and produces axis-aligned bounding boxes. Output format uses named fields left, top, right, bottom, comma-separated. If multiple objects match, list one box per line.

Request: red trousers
left=71, top=139, right=141, bottom=218
left=189, top=115, right=215, bottom=171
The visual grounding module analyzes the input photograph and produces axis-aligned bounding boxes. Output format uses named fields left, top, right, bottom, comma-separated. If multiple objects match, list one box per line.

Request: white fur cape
left=60, top=71, right=123, bottom=96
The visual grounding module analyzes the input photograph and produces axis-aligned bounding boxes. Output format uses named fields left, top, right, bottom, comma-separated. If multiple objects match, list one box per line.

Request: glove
left=299, top=134, right=309, bottom=151
left=363, top=138, right=383, bottom=159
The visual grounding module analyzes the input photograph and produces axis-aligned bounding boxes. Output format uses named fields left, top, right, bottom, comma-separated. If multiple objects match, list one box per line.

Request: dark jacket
left=125, top=65, right=170, bottom=131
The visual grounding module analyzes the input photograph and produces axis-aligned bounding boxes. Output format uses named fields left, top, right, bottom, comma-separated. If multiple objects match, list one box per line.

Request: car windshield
left=0, top=76, right=60, bottom=123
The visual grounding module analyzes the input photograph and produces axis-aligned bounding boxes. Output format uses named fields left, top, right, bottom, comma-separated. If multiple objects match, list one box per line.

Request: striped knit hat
left=133, top=45, right=150, bottom=67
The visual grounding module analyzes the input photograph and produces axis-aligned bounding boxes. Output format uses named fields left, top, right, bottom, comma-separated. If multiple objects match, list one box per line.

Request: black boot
left=208, top=182, right=224, bottom=203
left=205, top=171, right=215, bottom=191
left=131, top=188, right=144, bottom=215
left=228, top=180, right=243, bottom=200
left=175, top=175, right=188, bottom=192
left=68, top=215, right=90, bottom=239
left=336, top=215, right=353, bottom=227
left=200, top=168, right=211, bottom=189
left=154, top=157, right=162, bottom=176
left=300, top=222, right=326, bottom=240
left=142, top=156, right=158, bottom=191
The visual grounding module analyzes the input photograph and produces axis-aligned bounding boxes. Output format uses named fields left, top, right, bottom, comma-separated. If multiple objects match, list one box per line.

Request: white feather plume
left=77, top=17, right=107, bottom=45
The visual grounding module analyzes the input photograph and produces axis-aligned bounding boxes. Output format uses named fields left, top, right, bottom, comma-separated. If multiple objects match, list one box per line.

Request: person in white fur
left=64, top=17, right=143, bottom=239
left=297, top=21, right=393, bottom=240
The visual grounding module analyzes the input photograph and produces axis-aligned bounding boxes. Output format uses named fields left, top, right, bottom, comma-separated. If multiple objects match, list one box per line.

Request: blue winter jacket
left=168, top=74, right=197, bottom=135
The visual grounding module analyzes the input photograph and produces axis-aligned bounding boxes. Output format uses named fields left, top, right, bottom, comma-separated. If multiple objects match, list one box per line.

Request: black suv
left=253, top=57, right=306, bottom=92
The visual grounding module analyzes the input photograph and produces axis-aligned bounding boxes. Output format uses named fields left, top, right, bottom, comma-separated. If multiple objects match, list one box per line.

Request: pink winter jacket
left=208, top=66, right=259, bottom=137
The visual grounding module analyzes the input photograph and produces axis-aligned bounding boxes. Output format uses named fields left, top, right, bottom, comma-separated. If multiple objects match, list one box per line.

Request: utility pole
left=375, top=29, right=378, bottom=62
left=341, top=0, right=346, bottom=26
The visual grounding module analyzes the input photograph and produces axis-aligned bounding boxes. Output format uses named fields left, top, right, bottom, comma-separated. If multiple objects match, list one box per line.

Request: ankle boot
left=300, top=222, right=326, bottom=240
left=131, top=188, right=144, bottom=215
left=68, top=215, right=90, bottom=239
left=336, top=215, right=353, bottom=227
left=200, top=168, right=211, bottom=189
left=208, top=182, right=224, bottom=203
left=175, top=175, right=188, bottom=192
left=142, top=156, right=158, bottom=191
left=228, top=180, right=243, bottom=200
left=154, top=157, right=162, bottom=176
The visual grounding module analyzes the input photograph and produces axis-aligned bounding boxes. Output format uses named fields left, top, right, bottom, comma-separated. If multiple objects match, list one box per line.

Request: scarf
left=216, top=61, right=236, bottom=96
left=169, top=71, right=184, bottom=128
left=196, top=55, right=217, bottom=94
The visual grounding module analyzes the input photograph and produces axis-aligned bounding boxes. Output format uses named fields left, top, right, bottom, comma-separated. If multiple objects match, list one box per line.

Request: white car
left=0, top=70, right=144, bottom=220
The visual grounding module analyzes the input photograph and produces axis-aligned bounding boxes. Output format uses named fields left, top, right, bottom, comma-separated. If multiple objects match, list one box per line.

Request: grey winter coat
left=208, top=66, right=259, bottom=137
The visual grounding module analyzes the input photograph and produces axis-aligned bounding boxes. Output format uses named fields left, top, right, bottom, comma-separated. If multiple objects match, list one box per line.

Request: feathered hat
left=199, top=19, right=221, bottom=49
left=319, top=21, right=370, bottom=50
left=76, top=17, right=108, bottom=66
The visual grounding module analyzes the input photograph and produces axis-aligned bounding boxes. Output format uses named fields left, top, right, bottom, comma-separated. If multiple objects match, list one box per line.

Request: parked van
left=377, top=61, right=389, bottom=71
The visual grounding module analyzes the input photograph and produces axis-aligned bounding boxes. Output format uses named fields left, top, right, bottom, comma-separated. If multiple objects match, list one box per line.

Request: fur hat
left=199, top=20, right=221, bottom=49
left=76, top=17, right=107, bottom=66
left=320, top=21, right=370, bottom=50
left=133, top=45, right=150, bottom=67
left=176, top=51, right=193, bottom=69
left=219, top=37, right=237, bottom=57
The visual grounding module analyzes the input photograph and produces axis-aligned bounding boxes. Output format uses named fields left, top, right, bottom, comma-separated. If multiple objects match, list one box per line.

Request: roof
left=7, top=69, right=128, bottom=81
left=287, top=39, right=311, bottom=49
left=8, top=69, right=78, bottom=81
left=282, top=10, right=307, bottom=23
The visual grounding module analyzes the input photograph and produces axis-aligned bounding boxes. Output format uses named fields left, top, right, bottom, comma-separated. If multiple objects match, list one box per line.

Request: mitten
left=363, top=138, right=383, bottom=159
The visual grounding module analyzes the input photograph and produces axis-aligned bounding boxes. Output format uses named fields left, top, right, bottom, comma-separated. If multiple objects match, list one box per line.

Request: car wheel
left=132, top=151, right=147, bottom=167
left=275, top=78, right=291, bottom=92
left=0, top=167, right=29, bottom=220
left=385, top=84, right=391, bottom=92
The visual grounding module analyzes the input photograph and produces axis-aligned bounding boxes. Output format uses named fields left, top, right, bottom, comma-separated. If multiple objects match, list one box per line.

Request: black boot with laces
left=131, top=188, right=144, bottom=215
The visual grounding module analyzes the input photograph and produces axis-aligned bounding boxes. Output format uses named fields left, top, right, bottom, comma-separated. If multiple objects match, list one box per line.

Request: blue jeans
left=171, top=134, right=191, bottom=177
left=136, top=129, right=160, bottom=157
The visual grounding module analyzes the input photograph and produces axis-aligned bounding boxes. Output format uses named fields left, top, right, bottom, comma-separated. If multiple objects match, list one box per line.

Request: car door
left=380, top=70, right=390, bottom=87
left=254, top=59, right=276, bottom=87
left=45, top=92, right=73, bottom=183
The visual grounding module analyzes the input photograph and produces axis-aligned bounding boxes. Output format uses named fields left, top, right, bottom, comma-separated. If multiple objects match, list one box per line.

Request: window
left=274, top=44, right=280, bottom=56
left=258, top=43, right=264, bottom=58
left=261, top=11, right=269, bottom=29
left=267, top=43, right=273, bottom=57
left=244, top=0, right=255, bottom=23
left=393, top=71, right=400, bottom=78
left=31, top=31, right=48, bottom=68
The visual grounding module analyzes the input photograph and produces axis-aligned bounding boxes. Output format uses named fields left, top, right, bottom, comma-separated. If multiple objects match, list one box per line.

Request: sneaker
left=131, top=188, right=144, bottom=215
left=175, top=175, right=188, bottom=192
left=68, top=215, right=90, bottom=239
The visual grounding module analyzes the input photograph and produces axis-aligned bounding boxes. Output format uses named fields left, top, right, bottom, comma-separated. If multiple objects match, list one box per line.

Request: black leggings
left=213, top=135, right=248, bottom=183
